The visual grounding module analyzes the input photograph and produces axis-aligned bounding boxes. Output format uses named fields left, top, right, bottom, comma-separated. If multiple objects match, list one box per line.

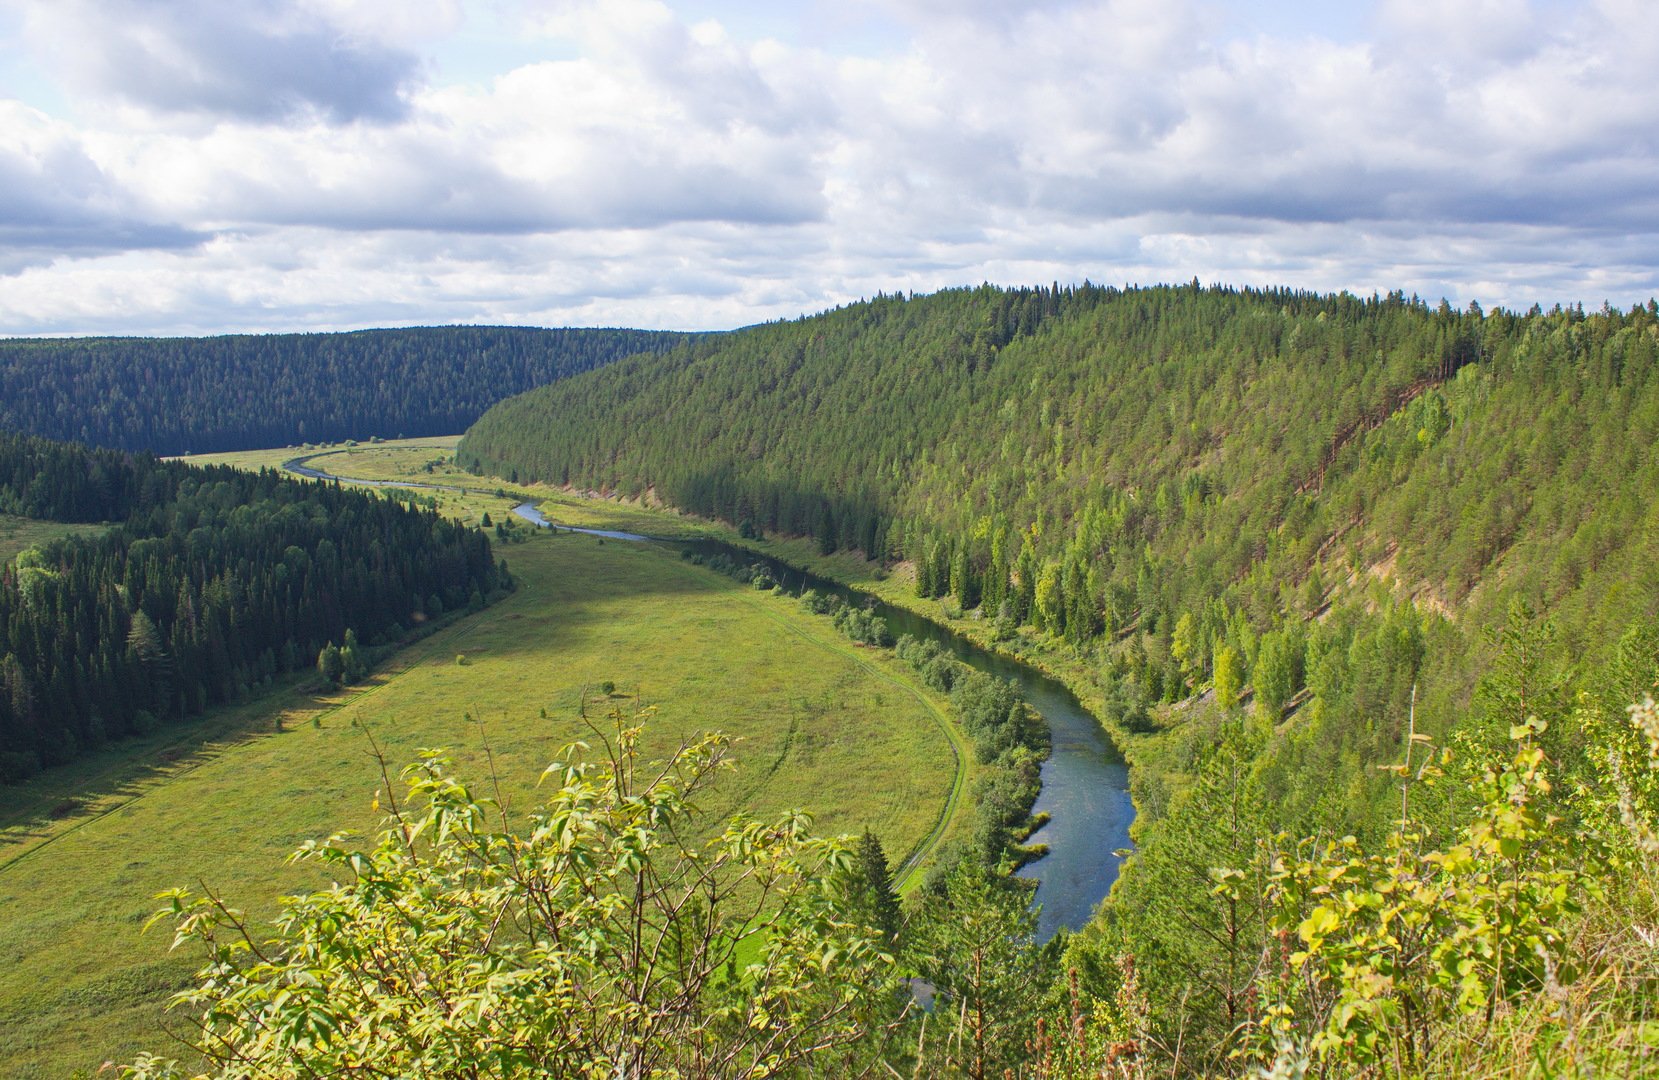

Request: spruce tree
left=853, top=830, right=901, bottom=944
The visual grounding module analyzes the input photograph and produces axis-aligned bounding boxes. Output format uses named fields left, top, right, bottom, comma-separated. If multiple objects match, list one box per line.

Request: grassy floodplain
left=0, top=440, right=963, bottom=1078
left=183, top=436, right=727, bottom=539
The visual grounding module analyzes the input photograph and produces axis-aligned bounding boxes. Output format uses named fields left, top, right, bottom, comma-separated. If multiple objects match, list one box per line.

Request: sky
left=0, top=0, right=1654, bottom=336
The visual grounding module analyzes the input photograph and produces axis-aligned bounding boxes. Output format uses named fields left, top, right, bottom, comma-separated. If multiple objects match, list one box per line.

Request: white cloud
left=18, top=0, right=426, bottom=123
left=0, top=102, right=205, bottom=272
left=0, top=0, right=1656, bottom=335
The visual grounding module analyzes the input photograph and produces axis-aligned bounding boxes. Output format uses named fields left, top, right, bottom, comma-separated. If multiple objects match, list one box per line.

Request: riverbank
left=658, top=537, right=1133, bottom=939
left=490, top=484, right=1157, bottom=933
left=593, top=505, right=1150, bottom=772
left=255, top=445, right=1135, bottom=937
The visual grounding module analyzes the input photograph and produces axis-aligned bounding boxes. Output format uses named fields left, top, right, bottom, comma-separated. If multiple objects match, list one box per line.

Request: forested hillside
left=0, top=435, right=504, bottom=781
left=0, top=326, right=683, bottom=455
left=461, top=284, right=1658, bottom=709
left=460, top=279, right=1659, bottom=896
left=454, top=283, right=1659, bottom=1072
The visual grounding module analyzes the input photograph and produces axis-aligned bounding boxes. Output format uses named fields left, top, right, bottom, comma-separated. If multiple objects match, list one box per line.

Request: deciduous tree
left=126, top=709, right=896, bottom=1079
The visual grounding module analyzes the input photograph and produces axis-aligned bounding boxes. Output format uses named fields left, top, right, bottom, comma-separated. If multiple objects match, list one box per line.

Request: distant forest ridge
left=0, top=325, right=688, bottom=456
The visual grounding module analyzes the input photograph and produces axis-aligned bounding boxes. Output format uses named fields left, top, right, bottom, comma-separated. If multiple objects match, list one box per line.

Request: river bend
left=285, top=457, right=1134, bottom=939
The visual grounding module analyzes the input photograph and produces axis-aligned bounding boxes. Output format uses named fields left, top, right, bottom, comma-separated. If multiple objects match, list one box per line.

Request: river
left=282, top=457, right=1134, bottom=940
left=512, top=502, right=1134, bottom=940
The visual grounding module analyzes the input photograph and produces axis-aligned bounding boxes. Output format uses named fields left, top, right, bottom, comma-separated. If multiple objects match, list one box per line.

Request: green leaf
left=1298, top=905, right=1340, bottom=945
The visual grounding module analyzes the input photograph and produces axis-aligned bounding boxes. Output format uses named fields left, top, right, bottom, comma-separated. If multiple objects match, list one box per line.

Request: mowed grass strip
left=0, top=531, right=958, bottom=1078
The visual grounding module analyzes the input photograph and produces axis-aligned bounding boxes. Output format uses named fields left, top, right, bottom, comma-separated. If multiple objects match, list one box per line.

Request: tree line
left=682, top=548, right=1051, bottom=871
left=0, top=326, right=685, bottom=455
left=0, top=434, right=506, bottom=781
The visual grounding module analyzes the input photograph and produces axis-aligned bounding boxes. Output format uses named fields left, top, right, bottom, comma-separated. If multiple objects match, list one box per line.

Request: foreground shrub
left=125, top=708, right=894, bottom=1079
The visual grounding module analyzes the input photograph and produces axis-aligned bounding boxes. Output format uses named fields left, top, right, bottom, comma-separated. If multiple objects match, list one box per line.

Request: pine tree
left=851, top=830, right=901, bottom=944
left=914, top=862, right=1044, bottom=1079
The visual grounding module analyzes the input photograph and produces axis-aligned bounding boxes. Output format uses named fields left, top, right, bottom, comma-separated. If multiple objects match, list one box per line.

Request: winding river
left=283, top=450, right=1134, bottom=939
left=514, top=503, right=1135, bottom=940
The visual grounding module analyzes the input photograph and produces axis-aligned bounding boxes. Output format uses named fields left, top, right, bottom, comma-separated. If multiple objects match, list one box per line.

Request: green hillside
left=460, top=283, right=1658, bottom=727
left=456, top=284, right=1659, bottom=1070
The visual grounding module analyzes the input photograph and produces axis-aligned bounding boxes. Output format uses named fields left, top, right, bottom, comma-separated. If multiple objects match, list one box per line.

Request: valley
left=5, top=2, right=1654, bottom=1071
left=252, top=440, right=1138, bottom=937
left=1, top=283, right=1655, bottom=1077
left=0, top=444, right=964, bottom=1076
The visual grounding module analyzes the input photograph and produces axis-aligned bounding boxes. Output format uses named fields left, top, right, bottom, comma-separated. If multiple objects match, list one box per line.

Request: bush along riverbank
left=683, top=547, right=1051, bottom=883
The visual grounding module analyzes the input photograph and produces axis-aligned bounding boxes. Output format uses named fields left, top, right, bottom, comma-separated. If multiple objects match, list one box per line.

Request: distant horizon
left=2, top=277, right=1653, bottom=342
left=4, top=1, right=1657, bottom=336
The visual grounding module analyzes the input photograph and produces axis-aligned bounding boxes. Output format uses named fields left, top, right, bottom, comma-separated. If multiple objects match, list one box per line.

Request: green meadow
left=0, top=514, right=106, bottom=564
left=0, top=446, right=963, bottom=1078
left=184, top=436, right=728, bottom=540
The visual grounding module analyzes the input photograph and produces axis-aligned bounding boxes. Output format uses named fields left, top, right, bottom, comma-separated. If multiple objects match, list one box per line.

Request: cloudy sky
left=0, top=0, right=1653, bottom=336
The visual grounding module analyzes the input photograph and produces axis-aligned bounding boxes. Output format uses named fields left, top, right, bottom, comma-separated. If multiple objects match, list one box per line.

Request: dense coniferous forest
left=456, top=284, right=1659, bottom=1070
left=0, top=434, right=504, bottom=782
left=460, top=283, right=1659, bottom=740
left=0, top=326, right=684, bottom=455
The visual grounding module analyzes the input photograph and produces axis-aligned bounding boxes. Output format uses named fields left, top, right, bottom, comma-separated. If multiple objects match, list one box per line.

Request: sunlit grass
left=0, top=513, right=107, bottom=563
left=0, top=444, right=963, bottom=1078
left=182, top=435, right=723, bottom=539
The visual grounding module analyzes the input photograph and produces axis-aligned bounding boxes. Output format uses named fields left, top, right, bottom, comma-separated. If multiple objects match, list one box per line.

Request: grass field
left=0, top=513, right=107, bottom=564
left=0, top=443, right=964, bottom=1077
left=248, top=435, right=1108, bottom=761
left=182, top=436, right=725, bottom=539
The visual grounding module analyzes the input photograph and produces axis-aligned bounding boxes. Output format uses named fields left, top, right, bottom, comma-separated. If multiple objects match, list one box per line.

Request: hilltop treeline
left=0, top=326, right=684, bottom=455
left=0, top=434, right=504, bottom=781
